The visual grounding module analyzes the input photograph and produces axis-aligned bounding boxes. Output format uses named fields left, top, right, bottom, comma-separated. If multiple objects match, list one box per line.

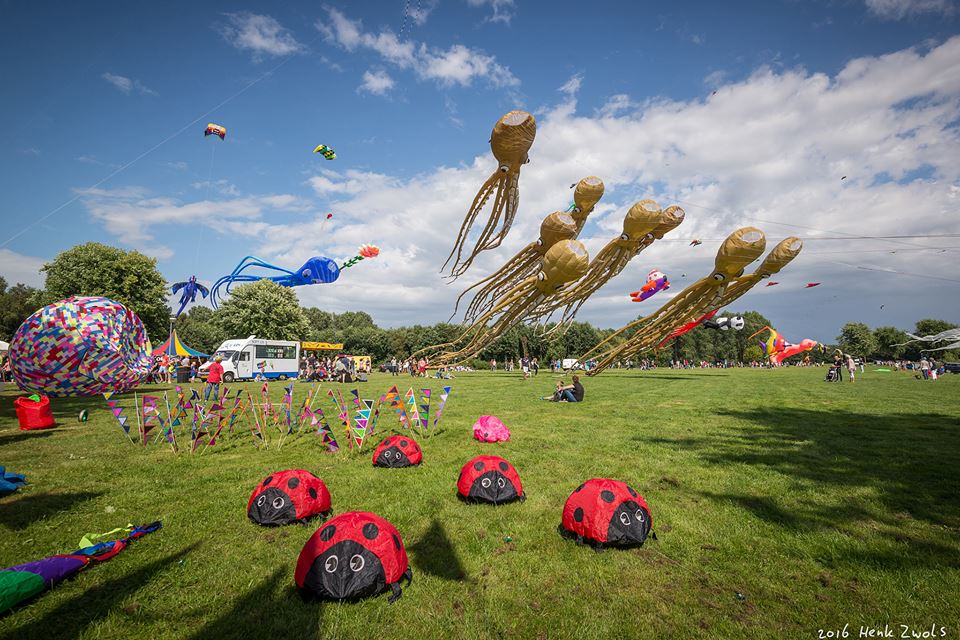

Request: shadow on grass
left=4, top=543, right=198, bottom=639
left=188, top=568, right=320, bottom=639
left=0, top=429, right=56, bottom=447
left=408, top=518, right=467, bottom=581
left=0, top=491, right=103, bottom=530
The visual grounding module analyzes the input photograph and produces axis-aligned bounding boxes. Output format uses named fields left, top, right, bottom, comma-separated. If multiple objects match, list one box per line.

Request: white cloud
left=0, top=249, right=45, bottom=287
left=222, top=12, right=304, bottom=59
left=101, top=72, right=157, bottom=96
left=86, top=36, right=960, bottom=340
left=466, top=0, right=517, bottom=25
left=316, top=8, right=519, bottom=89
left=559, top=74, right=583, bottom=97
left=22, top=147, right=40, bottom=157
left=359, top=69, right=395, bottom=96
left=192, top=179, right=241, bottom=197
left=865, top=0, right=955, bottom=19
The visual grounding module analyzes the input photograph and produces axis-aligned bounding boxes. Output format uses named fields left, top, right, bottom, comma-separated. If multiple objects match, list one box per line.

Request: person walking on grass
left=204, top=355, right=224, bottom=400
left=846, top=354, right=856, bottom=383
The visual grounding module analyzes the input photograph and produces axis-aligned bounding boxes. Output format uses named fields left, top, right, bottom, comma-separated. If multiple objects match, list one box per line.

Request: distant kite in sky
left=805, top=282, right=821, bottom=288
left=313, top=144, right=336, bottom=159
left=443, top=110, right=537, bottom=278
left=204, top=123, right=226, bottom=140
left=689, top=239, right=702, bottom=246
left=765, top=281, right=779, bottom=287
left=841, top=176, right=847, bottom=180
left=171, top=276, right=210, bottom=318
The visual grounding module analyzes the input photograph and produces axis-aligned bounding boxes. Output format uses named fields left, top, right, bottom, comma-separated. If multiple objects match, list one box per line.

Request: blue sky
left=1, top=0, right=958, bottom=344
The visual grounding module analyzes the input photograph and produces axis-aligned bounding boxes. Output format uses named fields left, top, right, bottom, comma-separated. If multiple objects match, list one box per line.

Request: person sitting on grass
left=542, top=375, right=585, bottom=402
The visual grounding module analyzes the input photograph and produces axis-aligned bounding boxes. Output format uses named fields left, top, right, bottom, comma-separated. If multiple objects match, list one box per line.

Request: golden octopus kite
left=451, top=176, right=605, bottom=323
left=581, top=227, right=769, bottom=375
left=532, top=199, right=685, bottom=327
left=419, top=239, right=589, bottom=366
left=714, top=236, right=803, bottom=307
left=443, top=111, right=537, bottom=278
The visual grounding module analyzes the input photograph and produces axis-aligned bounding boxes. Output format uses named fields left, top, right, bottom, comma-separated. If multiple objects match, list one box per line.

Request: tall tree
left=872, top=326, right=909, bottom=360
left=174, top=306, right=226, bottom=354
left=39, top=243, right=170, bottom=340
left=837, top=322, right=878, bottom=356
left=214, top=280, right=310, bottom=341
left=0, top=277, right=41, bottom=342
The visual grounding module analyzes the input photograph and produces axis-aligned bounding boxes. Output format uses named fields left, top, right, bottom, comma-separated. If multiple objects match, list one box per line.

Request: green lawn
left=1, top=368, right=958, bottom=639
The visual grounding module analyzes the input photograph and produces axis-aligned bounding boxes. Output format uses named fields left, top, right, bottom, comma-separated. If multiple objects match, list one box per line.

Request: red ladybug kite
left=372, top=435, right=423, bottom=468
left=295, top=511, right=412, bottom=603
left=457, top=455, right=524, bottom=504
left=560, top=478, right=653, bottom=549
left=247, top=470, right=331, bottom=526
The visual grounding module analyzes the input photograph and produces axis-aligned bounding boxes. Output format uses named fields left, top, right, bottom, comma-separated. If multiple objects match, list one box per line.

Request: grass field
left=1, top=367, right=958, bottom=639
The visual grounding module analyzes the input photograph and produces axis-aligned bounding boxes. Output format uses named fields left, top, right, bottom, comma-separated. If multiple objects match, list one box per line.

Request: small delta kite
left=204, top=123, right=226, bottom=140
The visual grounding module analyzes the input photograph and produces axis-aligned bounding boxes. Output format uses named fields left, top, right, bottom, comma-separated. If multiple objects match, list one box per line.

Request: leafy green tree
left=214, top=280, right=310, bottom=341
left=303, top=308, right=335, bottom=337
left=334, top=311, right=375, bottom=330
left=914, top=318, right=958, bottom=337
left=836, top=322, right=878, bottom=357
left=39, top=242, right=170, bottom=340
left=174, top=306, right=227, bottom=355
left=0, top=277, right=42, bottom=342
left=872, top=326, right=909, bottom=360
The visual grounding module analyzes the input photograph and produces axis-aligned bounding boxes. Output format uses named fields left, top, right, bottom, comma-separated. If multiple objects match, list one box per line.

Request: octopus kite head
left=538, top=211, right=578, bottom=248
left=299, top=257, right=341, bottom=284
left=536, top=240, right=589, bottom=294
left=652, top=205, right=685, bottom=239
left=755, top=236, right=803, bottom=278
left=621, top=200, right=663, bottom=241
left=491, top=111, right=537, bottom=169
left=572, top=176, right=605, bottom=215
left=713, top=227, right=767, bottom=280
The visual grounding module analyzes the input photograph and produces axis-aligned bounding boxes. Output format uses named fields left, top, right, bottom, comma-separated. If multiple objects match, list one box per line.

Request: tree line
left=0, top=242, right=955, bottom=366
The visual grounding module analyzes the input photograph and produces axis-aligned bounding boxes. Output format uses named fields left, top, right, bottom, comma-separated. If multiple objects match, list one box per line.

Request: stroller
left=825, top=366, right=840, bottom=382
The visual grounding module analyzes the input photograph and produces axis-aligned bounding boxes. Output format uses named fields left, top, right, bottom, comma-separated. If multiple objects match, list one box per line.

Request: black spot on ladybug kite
left=247, top=469, right=331, bottom=526
left=372, top=435, right=423, bottom=468
left=560, top=478, right=653, bottom=550
left=457, top=455, right=524, bottom=505
left=295, top=511, right=412, bottom=603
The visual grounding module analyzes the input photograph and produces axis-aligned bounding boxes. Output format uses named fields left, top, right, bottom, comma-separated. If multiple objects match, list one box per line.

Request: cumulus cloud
left=865, top=0, right=955, bottom=19
left=359, top=69, right=395, bottom=96
left=0, top=249, right=46, bottom=287
left=222, top=12, right=304, bottom=59
left=316, top=7, right=519, bottom=89
left=101, top=72, right=157, bottom=96
left=466, top=0, right=517, bottom=25
left=85, top=37, right=960, bottom=339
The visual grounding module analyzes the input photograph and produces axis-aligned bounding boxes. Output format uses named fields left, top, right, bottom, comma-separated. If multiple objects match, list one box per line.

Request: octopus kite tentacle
left=443, top=111, right=537, bottom=278
left=581, top=227, right=768, bottom=375
left=417, top=240, right=589, bottom=366
left=452, top=210, right=579, bottom=323
left=535, top=202, right=686, bottom=330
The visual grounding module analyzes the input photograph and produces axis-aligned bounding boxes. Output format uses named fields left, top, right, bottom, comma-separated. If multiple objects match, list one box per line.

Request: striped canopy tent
left=151, top=329, right=208, bottom=358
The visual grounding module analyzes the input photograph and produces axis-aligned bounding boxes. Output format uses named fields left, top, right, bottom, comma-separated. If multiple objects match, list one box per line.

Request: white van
left=200, top=336, right=300, bottom=382
left=561, top=358, right=584, bottom=371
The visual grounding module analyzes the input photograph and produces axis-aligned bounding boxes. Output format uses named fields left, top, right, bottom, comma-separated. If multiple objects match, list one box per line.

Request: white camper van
left=199, top=336, right=300, bottom=382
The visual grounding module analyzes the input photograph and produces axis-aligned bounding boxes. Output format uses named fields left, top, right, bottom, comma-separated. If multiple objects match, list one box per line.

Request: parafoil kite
left=532, top=201, right=684, bottom=327
left=204, top=123, right=226, bottom=140
left=418, top=240, right=589, bottom=366
left=171, top=275, right=210, bottom=318
left=580, top=228, right=769, bottom=374
left=9, top=297, right=153, bottom=397
left=210, top=246, right=378, bottom=308
left=313, top=144, right=336, bottom=160
left=443, top=110, right=537, bottom=278
left=630, top=269, right=671, bottom=303
left=0, top=522, right=161, bottom=615
left=772, top=338, right=821, bottom=365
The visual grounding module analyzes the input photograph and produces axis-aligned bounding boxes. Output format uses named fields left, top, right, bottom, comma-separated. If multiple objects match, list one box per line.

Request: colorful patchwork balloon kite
left=9, top=297, right=153, bottom=397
